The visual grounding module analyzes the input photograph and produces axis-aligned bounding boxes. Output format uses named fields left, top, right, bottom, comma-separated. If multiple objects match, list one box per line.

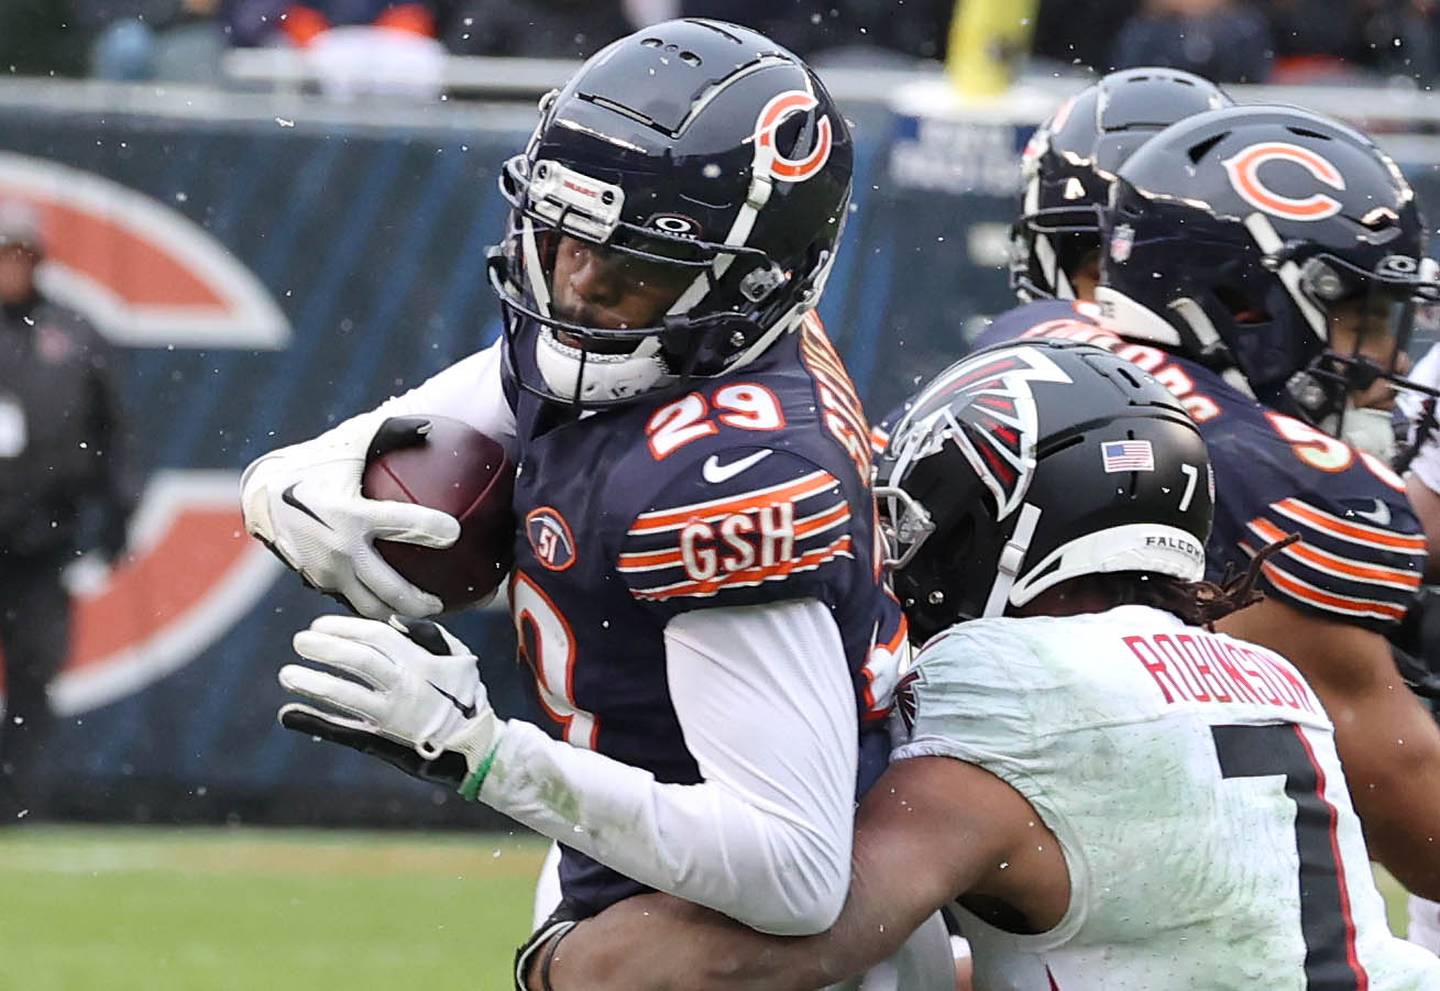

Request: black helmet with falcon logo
left=877, top=338, right=1213, bottom=641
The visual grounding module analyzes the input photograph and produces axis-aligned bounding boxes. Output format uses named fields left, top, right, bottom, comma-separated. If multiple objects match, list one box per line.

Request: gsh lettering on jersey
left=678, top=503, right=797, bottom=583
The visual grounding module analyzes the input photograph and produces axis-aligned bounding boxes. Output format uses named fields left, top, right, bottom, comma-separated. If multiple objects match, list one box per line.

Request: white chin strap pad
left=535, top=328, right=672, bottom=403
left=982, top=503, right=1043, bottom=618
left=1008, top=522, right=1207, bottom=608
left=1093, top=286, right=1183, bottom=347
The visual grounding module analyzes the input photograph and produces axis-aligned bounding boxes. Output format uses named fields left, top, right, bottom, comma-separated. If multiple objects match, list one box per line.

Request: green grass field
left=0, top=826, right=1417, bottom=989
left=0, top=826, right=549, bottom=991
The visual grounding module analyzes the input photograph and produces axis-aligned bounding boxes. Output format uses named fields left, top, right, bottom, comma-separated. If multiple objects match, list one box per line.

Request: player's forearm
left=373, top=340, right=516, bottom=448
left=539, top=895, right=845, bottom=991
left=540, top=883, right=921, bottom=991
left=1339, top=709, right=1440, bottom=899
left=481, top=719, right=850, bottom=935
left=538, top=839, right=950, bottom=991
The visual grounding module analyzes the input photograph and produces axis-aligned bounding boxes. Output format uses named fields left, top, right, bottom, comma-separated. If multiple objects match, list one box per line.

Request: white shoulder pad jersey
left=1404, top=342, right=1440, bottom=497
left=894, top=604, right=1440, bottom=991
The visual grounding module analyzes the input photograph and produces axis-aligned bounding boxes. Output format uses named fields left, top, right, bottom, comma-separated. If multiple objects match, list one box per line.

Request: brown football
left=360, top=416, right=515, bottom=612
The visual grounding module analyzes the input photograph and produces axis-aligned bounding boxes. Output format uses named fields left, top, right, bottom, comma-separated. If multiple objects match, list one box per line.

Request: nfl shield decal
left=1110, top=222, right=1135, bottom=263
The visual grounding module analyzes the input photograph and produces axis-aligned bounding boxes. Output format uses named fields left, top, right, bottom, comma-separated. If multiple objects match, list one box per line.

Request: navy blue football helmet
left=1098, top=104, right=1440, bottom=439
left=487, top=19, right=854, bottom=408
left=1011, top=67, right=1231, bottom=302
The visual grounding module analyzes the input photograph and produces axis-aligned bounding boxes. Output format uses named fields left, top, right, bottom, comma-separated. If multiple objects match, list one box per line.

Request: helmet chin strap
left=1034, top=231, right=1070, bottom=299
left=1243, top=212, right=1329, bottom=342
left=1094, top=286, right=1182, bottom=347
left=983, top=503, right=1043, bottom=618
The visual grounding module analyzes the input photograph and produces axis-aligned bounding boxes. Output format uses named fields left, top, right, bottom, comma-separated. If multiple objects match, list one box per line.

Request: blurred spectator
left=1033, top=0, right=1139, bottom=71
left=224, top=0, right=438, bottom=46
left=0, top=0, right=88, bottom=77
left=225, top=0, right=447, bottom=98
left=0, top=202, right=136, bottom=821
left=1111, top=0, right=1272, bottom=82
left=442, top=0, right=635, bottom=58
left=86, top=0, right=226, bottom=83
left=1266, top=0, right=1439, bottom=83
left=1355, top=0, right=1440, bottom=84
left=440, top=0, right=953, bottom=63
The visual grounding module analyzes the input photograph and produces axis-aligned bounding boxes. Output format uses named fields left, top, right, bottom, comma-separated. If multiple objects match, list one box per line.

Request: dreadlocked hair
left=1090, top=534, right=1300, bottom=630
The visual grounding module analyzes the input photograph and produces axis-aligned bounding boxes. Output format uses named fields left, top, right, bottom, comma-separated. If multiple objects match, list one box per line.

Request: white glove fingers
left=278, top=663, right=383, bottom=720
left=308, top=614, right=477, bottom=675
left=363, top=502, right=461, bottom=550
left=308, top=613, right=402, bottom=640
left=329, top=571, right=394, bottom=621
left=292, top=628, right=396, bottom=687
left=352, top=553, right=445, bottom=618
left=277, top=701, right=375, bottom=737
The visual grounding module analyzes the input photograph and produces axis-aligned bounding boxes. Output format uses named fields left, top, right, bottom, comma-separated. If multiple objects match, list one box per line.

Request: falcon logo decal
left=896, top=666, right=924, bottom=735
left=890, top=346, right=1072, bottom=521
left=1222, top=141, right=1347, bottom=222
left=753, top=90, right=833, bottom=183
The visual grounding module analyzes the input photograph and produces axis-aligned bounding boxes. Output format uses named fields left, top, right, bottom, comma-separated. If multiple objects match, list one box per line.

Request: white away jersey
left=894, top=605, right=1440, bottom=990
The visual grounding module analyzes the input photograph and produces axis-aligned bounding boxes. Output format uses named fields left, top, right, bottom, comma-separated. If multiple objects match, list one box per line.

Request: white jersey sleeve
left=1404, top=342, right=1440, bottom=495
left=375, top=339, right=516, bottom=453
left=894, top=606, right=1440, bottom=991
left=480, top=597, right=856, bottom=936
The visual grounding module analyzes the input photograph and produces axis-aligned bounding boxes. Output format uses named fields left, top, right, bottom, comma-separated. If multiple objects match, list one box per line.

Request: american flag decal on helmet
left=889, top=346, right=1072, bottom=521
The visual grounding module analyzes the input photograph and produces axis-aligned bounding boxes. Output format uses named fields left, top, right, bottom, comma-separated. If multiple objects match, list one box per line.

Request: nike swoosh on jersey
left=281, top=483, right=332, bottom=530
left=1351, top=499, right=1392, bottom=527
left=702, top=449, right=773, bottom=484
left=428, top=680, right=477, bottom=719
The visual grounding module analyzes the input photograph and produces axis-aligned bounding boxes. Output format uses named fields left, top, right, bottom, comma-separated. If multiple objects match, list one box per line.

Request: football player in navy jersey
left=1009, top=67, right=1231, bottom=307
left=870, top=67, right=1230, bottom=456
left=513, top=341, right=1440, bottom=991
left=970, top=103, right=1440, bottom=901
left=240, top=17, right=950, bottom=986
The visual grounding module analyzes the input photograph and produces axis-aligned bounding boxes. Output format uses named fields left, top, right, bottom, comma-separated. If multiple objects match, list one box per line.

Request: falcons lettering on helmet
left=891, top=346, right=1073, bottom=521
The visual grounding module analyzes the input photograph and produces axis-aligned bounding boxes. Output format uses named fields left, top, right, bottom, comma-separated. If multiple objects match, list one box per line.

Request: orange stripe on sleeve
left=1258, top=559, right=1408, bottom=622
left=628, top=470, right=838, bottom=534
left=1272, top=498, right=1426, bottom=554
left=631, top=535, right=854, bottom=600
left=1247, top=517, right=1422, bottom=591
left=617, top=502, right=851, bottom=573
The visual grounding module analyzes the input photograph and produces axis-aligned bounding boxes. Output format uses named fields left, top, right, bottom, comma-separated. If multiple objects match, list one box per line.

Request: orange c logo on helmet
left=754, top=90, right=833, bottom=183
left=1222, top=141, right=1347, bottom=222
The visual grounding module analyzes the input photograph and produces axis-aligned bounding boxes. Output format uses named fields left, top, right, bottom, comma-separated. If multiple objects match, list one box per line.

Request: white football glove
left=278, top=614, right=505, bottom=798
left=241, top=413, right=461, bottom=618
